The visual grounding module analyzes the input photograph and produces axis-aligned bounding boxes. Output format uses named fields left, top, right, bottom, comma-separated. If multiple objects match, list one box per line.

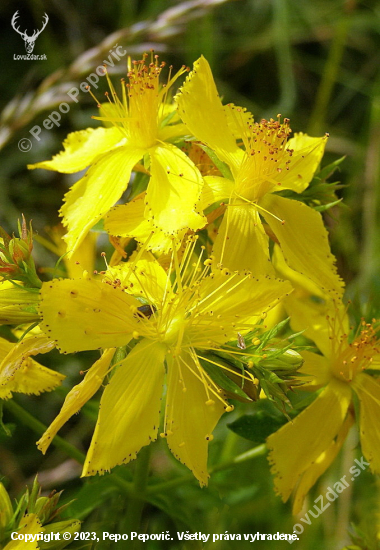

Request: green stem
left=218, top=426, right=239, bottom=465
left=125, top=445, right=152, bottom=542
left=272, top=0, right=296, bottom=115
left=3, top=399, right=85, bottom=464
left=147, top=474, right=193, bottom=496
left=211, top=443, right=267, bottom=473
left=359, top=80, right=380, bottom=292
left=308, top=7, right=353, bottom=135
left=27, top=267, right=42, bottom=289
left=147, top=444, right=267, bottom=495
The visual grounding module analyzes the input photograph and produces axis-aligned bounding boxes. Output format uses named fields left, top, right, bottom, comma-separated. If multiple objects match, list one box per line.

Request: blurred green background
left=1, top=0, right=380, bottom=548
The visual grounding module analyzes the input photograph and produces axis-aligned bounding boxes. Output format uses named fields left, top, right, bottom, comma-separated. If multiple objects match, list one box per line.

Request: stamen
left=197, top=353, right=254, bottom=383
left=86, top=86, right=101, bottom=108
left=101, top=252, right=109, bottom=269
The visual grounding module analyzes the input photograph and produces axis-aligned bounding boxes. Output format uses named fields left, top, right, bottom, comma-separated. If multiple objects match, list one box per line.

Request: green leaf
left=199, top=355, right=250, bottom=400
left=254, top=318, right=290, bottom=350
left=52, top=251, right=70, bottom=279
left=316, top=155, right=345, bottom=181
left=10, top=280, right=40, bottom=293
left=314, top=198, right=343, bottom=212
left=224, top=484, right=259, bottom=506
left=364, top=369, right=380, bottom=377
left=63, top=477, right=119, bottom=520
left=197, top=144, right=233, bottom=180
left=227, top=403, right=286, bottom=443
left=17, top=322, right=39, bottom=342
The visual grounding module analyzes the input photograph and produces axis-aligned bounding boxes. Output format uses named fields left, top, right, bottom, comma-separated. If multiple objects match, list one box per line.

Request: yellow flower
left=0, top=333, right=62, bottom=400
left=267, top=300, right=380, bottom=514
left=38, top=238, right=291, bottom=484
left=28, top=53, right=206, bottom=256
left=175, top=56, right=343, bottom=297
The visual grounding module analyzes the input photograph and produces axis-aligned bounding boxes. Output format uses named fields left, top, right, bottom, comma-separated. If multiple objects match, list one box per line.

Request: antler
left=30, top=13, right=49, bottom=40
left=11, top=11, right=26, bottom=38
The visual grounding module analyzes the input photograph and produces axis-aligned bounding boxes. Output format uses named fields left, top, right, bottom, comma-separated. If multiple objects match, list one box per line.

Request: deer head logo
left=11, top=11, right=48, bottom=54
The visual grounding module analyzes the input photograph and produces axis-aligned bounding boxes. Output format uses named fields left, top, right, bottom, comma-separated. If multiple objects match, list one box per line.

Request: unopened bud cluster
left=0, top=477, right=80, bottom=549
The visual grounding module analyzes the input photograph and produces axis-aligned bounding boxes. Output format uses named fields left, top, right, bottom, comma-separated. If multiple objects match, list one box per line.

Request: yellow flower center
left=331, top=319, right=380, bottom=383
left=233, top=114, right=293, bottom=202
left=161, top=309, right=187, bottom=349
left=91, top=52, right=188, bottom=149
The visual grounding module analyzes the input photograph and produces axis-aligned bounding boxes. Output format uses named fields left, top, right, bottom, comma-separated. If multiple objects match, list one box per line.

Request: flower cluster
left=0, top=477, right=79, bottom=549
left=1, top=52, right=379, bottom=514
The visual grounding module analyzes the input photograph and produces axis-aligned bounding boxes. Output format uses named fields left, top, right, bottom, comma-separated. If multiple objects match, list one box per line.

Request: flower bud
left=39, top=520, right=81, bottom=549
left=260, top=348, right=303, bottom=374
left=278, top=348, right=303, bottom=365
left=33, top=496, right=52, bottom=525
left=0, top=280, right=40, bottom=325
left=0, top=217, right=41, bottom=288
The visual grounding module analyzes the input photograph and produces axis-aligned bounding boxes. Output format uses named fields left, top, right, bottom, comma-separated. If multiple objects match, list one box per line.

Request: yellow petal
left=5, top=514, right=42, bottom=550
left=212, top=202, right=275, bottom=276
left=37, top=349, right=115, bottom=453
left=0, top=359, right=64, bottom=400
left=165, top=351, right=225, bottom=486
left=105, top=194, right=178, bottom=254
left=28, top=127, right=124, bottom=173
left=298, top=350, right=331, bottom=390
left=267, top=378, right=352, bottom=503
left=46, top=224, right=98, bottom=278
left=198, top=273, right=291, bottom=321
left=175, top=56, right=244, bottom=175
left=146, top=144, right=206, bottom=234
left=274, top=241, right=349, bottom=358
left=60, top=146, right=144, bottom=256
left=158, top=123, right=188, bottom=142
left=98, top=102, right=120, bottom=128
left=352, top=373, right=380, bottom=474
left=364, top=352, right=380, bottom=371
left=39, top=278, right=140, bottom=353
left=188, top=273, right=291, bottom=346
left=272, top=243, right=328, bottom=299
left=0, top=335, right=59, bottom=399
left=82, top=339, right=166, bottom=476
left=260, top=193, right=344, bottom=297
left=292, top=413, right=354, bottom=514
left=223, top=103, right=254, bottom=140
left=202, top=176, right=234, bottom=209
left=0, top=482, right=13, bottom=528
left=105, top=197, right=150, bottom=237
left=278, top=133, right=327, bottom=193
left=283, top=291, right=337, bottom=358
left=127, top=256, right=170, bottom=306
left=157, top=101, right=182, bottom=125
left=102, top=253, right=170, bottom=306
left=65, top=233, right=97, bottom=278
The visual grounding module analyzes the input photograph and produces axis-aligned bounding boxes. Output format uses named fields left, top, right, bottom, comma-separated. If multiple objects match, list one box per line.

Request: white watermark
left=289, top=456, right=369, bottom=543
left=10, top=531, right=298, bottom=543
left=18, top=43, right=127, bottom=152
left=11, top=10, right=48, bottom=58
left=11, top=532, right=60, bottom=543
